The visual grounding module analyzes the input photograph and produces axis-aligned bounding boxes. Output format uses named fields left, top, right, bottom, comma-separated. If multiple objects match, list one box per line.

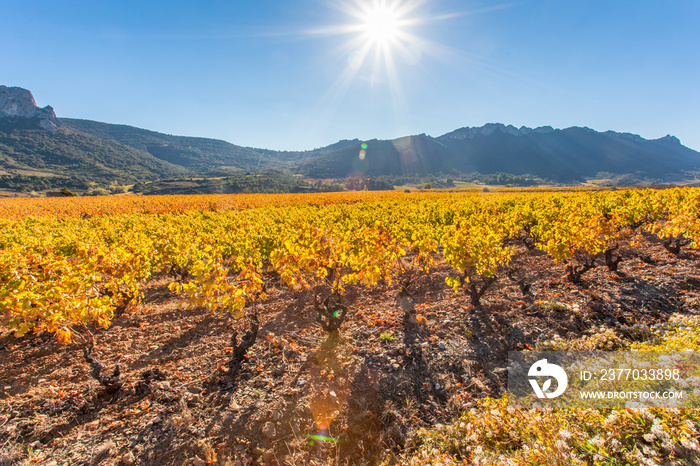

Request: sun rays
left=240, top=1, right=518, bottom=141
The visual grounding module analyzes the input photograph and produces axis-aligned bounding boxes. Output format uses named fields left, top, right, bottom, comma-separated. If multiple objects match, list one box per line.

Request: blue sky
left=3, top=0, right=699, bottom=151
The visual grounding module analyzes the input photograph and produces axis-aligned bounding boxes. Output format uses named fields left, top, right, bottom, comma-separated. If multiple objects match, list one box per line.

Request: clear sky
left=3, top=0, right=699, bottom=151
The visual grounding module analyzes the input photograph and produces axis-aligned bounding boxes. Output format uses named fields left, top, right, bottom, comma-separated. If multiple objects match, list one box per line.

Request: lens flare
left=306, top=433, right=337, bottom=443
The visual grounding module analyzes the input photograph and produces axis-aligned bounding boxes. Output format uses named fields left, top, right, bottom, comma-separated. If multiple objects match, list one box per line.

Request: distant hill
left=2, top=85, right=700, bottom=194
left=0, top=117, right=188, bottom=191
left=59, top=118, right=283, bottom=173
left=61, top=117, right=366, bottom=174
left=299, top=124, right=700, bottom=182
left=0, top=85, right=190, bottom=192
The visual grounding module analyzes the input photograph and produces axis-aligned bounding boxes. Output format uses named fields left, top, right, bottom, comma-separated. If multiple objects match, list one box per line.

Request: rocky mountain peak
left=437, top=123, right=556, bottom=141
left=657, top=134, right=681, bottom=145
left=0, top=85, right=58, bottom=131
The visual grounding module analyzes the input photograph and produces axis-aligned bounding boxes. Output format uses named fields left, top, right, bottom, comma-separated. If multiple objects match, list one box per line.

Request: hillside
left=299, top=124, right=700, bottom=182
left=3, top=85, right=700, bottom=193
left=61, top=118, right=366, bottom=175
left=60, top=118, right=283, bottom=173
left=0, top=117, right=189, bottom=191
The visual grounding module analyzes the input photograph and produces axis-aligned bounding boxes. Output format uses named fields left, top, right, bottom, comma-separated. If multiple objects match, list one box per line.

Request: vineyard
left=2, top=187, right=700, bottom=465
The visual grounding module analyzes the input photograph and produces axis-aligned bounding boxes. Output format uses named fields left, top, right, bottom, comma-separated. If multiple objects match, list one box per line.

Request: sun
left=363, top=4, right=401, bottom=45
left=309, top=0, right=440, bottom=129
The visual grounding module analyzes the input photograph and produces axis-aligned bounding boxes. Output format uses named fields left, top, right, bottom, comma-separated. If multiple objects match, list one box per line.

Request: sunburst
left=323, top=1, right=422, bottom=109
left=284, top=1, right=515, bottom=137
left=362, top=3, right=401, bottom=45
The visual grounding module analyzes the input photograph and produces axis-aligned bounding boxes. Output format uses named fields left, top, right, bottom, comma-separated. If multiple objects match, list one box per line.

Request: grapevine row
left=2, top=188, right=700, bottom=346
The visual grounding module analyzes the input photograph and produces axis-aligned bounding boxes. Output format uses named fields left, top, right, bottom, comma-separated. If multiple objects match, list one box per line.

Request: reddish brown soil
left=2, top=233, right=700, bottom=465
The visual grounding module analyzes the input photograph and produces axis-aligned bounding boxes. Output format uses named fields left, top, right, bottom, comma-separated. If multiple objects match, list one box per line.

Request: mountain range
left=1, top=85, right=699, bottom=194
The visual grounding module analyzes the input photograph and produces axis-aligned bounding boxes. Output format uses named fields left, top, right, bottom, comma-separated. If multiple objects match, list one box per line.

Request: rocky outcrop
left=0, top=85, right=58, bottom=131
left=437, top=123, right=555, bottom=141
